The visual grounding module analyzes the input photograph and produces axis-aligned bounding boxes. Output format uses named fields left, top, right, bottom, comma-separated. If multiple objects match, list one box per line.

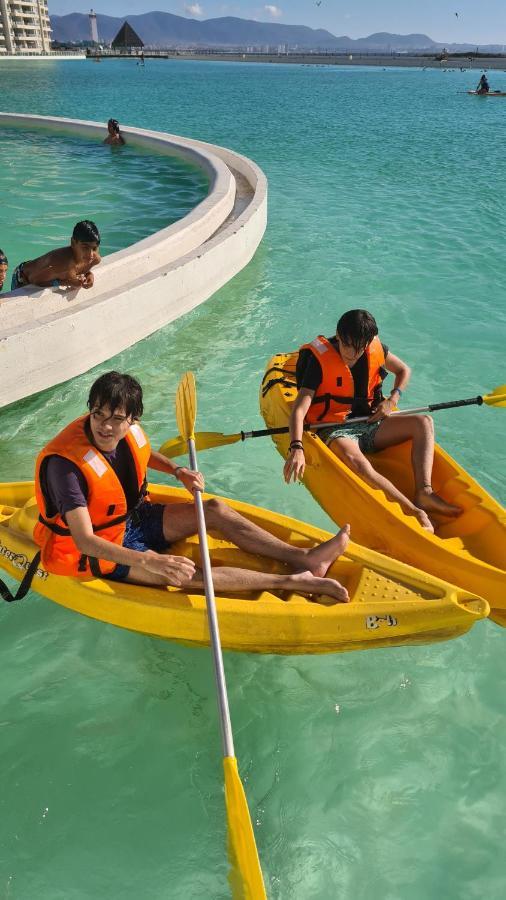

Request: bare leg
left=125, top=564, right=349, bottom=604
left=373, top=416, right=461, bottom=517
left=330, top=436, right=434, bottom=532
left=162, top=499, right=351, bottom=577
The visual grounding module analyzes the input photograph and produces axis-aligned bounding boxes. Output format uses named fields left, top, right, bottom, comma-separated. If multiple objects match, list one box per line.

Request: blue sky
left=49, top=1, right=506, bottom=45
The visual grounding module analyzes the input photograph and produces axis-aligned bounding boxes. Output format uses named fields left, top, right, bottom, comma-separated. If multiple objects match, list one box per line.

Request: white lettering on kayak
left=366, top=614, right=398, bottom=630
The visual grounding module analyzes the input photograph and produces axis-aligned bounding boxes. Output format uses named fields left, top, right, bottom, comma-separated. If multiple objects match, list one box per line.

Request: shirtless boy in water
left=10, top=220, right=101, bottom=292
left=103, top=118, right=125, bottom=146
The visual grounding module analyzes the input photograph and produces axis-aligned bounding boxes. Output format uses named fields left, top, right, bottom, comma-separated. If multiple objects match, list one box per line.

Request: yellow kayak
left=0, top=482, right=488, bottom=654
left=260, top=352, right=506, bottom=626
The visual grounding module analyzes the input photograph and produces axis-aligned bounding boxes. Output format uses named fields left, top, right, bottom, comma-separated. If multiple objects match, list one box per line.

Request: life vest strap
left=38, top=490, right=148, bottom=537
left=78, top=554, right=110, bottom=578
left=310, top=392, right=355, bottom=421
left=0, top=551, right=42, bottom=603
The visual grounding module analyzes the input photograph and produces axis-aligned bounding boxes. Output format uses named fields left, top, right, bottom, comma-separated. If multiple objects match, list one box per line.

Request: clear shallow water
left=0, top=60, right=505, bottom=899
left=0, top=125, right=208, bottom=268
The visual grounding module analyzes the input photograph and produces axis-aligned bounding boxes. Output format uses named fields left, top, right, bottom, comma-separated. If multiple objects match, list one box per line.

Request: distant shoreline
left=87, top=49, right=506, bottom=71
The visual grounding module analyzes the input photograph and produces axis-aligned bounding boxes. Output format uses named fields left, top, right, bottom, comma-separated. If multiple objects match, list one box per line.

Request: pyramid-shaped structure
left=111, top=21, right=144, bottom=49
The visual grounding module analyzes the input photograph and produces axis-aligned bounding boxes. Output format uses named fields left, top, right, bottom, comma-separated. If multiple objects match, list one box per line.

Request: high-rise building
left=0, top=0, right=52, bottom=55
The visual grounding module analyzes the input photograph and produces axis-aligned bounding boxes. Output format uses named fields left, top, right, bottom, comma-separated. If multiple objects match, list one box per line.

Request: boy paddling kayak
left=34, top=371, right=351, bottom=603
left=284, top=309, right=461, bottom=532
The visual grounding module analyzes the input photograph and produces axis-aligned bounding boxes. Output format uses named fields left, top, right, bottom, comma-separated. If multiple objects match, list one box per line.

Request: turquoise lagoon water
left=0, top=60, right=505, bottom=899
left=0, top=125, right=208, bottom=268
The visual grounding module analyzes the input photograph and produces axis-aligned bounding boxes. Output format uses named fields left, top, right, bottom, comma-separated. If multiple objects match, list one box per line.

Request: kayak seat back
left=5, top=497, right=38, bottom=539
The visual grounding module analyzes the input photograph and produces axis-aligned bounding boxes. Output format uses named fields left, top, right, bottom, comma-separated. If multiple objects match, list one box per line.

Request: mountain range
left=50, top=11, right=505, bottom=52
left=50, top=12, right=492, bottom=51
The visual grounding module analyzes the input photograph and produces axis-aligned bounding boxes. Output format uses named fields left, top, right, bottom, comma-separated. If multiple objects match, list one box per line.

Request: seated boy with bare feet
left=10, top=220, right=101, bottom=292
left=34, top=372, right=351, bottom=604
left=284, top=309, right=461, bottom=532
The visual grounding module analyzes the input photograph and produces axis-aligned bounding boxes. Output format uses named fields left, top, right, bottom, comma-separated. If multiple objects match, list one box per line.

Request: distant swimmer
left=476, top=73, right=490, bottom=94
left=104, top=118, right=125, bottom=146
left=10, top=220, right=101, bottom=293
left=0, top=249, right=8, bottom=292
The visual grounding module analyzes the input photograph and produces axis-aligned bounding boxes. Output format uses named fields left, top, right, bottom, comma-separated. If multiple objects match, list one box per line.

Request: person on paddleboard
left=284, top=309, right=461, bottom=532
left=10, top=220, right=101, bottom=292
left=0, top=249, right=8, bottom=292
left=476, top=73, right=490, bottom=94
left=34, top=372, right=351, bottom=603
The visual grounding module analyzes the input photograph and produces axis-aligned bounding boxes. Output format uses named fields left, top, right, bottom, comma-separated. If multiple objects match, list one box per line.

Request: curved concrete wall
left=0, top=113, right=267, bottom=408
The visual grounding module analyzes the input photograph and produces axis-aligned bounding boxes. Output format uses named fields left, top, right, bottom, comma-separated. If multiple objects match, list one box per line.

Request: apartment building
left=0, top=0, right=52, bottom=55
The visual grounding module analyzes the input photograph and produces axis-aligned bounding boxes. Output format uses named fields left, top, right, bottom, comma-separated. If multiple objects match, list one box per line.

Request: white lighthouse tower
left=89, top=8, right=99, bottom=43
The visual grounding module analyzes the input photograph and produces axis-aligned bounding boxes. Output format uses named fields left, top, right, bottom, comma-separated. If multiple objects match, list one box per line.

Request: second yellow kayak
left=260, top=352, right=506, bottom=626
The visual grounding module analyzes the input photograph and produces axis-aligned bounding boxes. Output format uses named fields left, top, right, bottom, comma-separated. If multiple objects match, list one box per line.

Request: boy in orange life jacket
left=284, top=309, right=461, bottom=532
left=35, top=371, right=352, bottom=603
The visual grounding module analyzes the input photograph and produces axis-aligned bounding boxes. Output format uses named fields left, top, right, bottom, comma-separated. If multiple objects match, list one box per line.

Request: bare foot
left=296, top=524, right=351, bottom=577
left=289, top=570, right=350, bottom=603
left=415, top=488, right=461, bottom=518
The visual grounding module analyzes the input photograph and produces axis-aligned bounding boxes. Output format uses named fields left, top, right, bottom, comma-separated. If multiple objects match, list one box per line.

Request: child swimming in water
left=10, top=220, right=101, bottom=292
left=104, top=118, right=125, bottom=146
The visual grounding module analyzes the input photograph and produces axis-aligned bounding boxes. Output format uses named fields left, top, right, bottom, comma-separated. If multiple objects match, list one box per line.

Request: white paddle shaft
left=188, top=438, right=235, bottom=760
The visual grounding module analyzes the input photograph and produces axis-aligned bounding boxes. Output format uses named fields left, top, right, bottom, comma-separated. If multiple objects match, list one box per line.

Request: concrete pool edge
left=0, top=113, right=268, bottom=408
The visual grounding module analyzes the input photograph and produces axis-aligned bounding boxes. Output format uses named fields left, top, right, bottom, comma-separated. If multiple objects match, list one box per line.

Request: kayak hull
left=467, top=91, right=506, bottom=96
left=260, top=353, right=506, bottom=626
left=0, top=482, right=488, bottom=654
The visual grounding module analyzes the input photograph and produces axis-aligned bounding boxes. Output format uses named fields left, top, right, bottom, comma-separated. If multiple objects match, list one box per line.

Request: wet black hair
left=72, top=220, right=101, bottom=244
left=87, top=372, right=143, bottom=420
left=336, top=309, right=378, bottom=352
left=108, top=118, right=120, bottom=133
left=0, top=249, right=8, bottom=265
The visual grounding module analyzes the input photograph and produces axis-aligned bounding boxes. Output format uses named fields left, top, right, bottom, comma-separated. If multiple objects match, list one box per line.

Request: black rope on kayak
left=0, top=551, right=41, bottom=603
left=261, top=366, right=298, bottom=399
left=261, top=365, right=297, bottom=385
left=261, top=377, right=297, bottom=398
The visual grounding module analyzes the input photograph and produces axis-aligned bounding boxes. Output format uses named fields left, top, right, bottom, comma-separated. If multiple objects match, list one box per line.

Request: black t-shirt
left=296, top=336, right=389, bottom=417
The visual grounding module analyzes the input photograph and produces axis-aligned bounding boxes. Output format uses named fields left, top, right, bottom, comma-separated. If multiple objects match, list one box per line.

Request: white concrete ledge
left=0, top=114, right=267, bottom=408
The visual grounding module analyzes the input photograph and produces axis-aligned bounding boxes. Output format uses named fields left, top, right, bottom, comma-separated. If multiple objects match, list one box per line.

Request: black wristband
left=174, top=466, right=184, bottom=479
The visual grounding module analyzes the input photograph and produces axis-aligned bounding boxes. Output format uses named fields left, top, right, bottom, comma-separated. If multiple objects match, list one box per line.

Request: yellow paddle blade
left=224, top=757, right=266, bottom=900
left=159, top=431, right=242, bottom=459
left=483, top=384, right=506, bottom=407
left=175, top=372, right=197, bottom=442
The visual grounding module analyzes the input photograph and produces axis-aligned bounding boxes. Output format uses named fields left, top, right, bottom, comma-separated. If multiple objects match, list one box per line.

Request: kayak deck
left=0, top=482, right=488, bottom=654
left=260, top=352, right=506, bottom=625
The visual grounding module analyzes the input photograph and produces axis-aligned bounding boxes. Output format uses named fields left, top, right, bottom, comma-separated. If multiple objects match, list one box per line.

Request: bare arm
left=65, top=506, right=196, bottom=585
left=148, top=450, right=204, bottom=494
left=283, top=388, right=314, bottom=483
left=368, top=351, right=411, bottom=422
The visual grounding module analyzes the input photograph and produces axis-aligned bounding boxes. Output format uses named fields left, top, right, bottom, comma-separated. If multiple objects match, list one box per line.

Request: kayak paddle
left=161, top=384, right=506, bottom=458
left=175, top=372, right=266, bottom=900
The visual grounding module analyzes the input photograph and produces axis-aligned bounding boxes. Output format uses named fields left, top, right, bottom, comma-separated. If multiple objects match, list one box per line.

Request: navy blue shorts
left=104, top=502, right=169, bottom=582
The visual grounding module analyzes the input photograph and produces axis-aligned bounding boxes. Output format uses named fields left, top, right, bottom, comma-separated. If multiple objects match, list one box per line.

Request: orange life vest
left=34, top=415, right=151, bottom=578
left=300, top=335, right=386, bottom=425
